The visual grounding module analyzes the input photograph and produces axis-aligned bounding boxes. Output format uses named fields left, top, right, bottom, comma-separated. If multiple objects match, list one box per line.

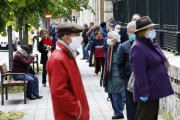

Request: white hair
left=127, top=21, right=136, bottom=33
left=108, top=31, right=121, bottom=42
left=115, top=25, right=121, bottom=29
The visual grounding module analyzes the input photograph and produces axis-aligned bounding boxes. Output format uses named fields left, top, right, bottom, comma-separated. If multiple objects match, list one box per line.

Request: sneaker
left=43, top=84, right=46, bottom=87
left=112, top=114, right=124, bottom=119
left=93, top=73, right=98, bottom=76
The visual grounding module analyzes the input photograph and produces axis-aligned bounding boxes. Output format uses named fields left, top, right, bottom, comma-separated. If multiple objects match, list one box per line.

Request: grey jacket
left=105, top=44, right=125, bottom=93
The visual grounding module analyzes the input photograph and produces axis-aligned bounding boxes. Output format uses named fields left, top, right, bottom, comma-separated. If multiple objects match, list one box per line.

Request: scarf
left=96, top=36, right=104, bottom=41
left=41, top=36, right=53, bottom=53
left=100, top=42, right=120, bottom=87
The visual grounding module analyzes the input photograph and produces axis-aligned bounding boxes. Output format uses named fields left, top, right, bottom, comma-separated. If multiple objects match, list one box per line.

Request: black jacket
left=82, top=27, right=89, bottom=45
left=117, top=40, right=132, bottom=81
left=103, top=37, right=108, bottom=58
left=38, top=38, right=56, bottom=64
left=119, top=27, right=129, bottom=44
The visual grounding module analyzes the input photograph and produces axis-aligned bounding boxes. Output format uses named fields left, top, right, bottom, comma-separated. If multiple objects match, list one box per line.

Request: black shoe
left=89, top=64, right=95, bottom=67
left=86, top=60, right=89, bottom=62
left=26, top=95, right=37, bottom=100
left=81, top=58, right=86, bottom=60
left=34, top=95, right=43, bottom=99
left=112, top=114, right=124, bottom=119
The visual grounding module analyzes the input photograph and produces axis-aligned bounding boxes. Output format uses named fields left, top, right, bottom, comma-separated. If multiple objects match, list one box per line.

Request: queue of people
left=10, top=14, right=174, bottom=120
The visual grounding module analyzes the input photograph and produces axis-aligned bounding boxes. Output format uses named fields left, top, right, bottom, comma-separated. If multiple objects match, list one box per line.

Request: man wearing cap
left=46, top=23, right=89, bottom=120
left=12, top=45, right=43, bottom=100
left=50, top=22, right=59, bottom=46
left=108, top=17, right=116, bottom=28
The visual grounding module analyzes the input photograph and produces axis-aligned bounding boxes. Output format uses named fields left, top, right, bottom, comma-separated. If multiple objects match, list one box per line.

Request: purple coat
left=130, top=36, right=174, bottom=102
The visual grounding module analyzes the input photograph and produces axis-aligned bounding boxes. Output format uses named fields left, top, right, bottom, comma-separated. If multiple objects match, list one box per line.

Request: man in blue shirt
left=108, top=18, right=116, bottom=28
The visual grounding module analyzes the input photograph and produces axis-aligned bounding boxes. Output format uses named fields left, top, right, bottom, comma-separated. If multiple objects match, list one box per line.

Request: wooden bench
left=0, top=63, right=28, bottom=105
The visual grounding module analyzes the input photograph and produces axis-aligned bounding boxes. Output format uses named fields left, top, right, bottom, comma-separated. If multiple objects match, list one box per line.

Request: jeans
left=82, top=45, right=89, bottom=59
left=12, top=73, right=39, bottom=96
left=42, top=63, right=47, bottom=84
left=32, top=41, right=35, bottom=53
left=53, top=39, right=57, bottom=46
left=85, top=43, right=90, bottom=51
left=89, top=44, right=93, bottom=66
left=109, top=93, right=124, bottom=116
left=121, top=92, right=126, bottom=107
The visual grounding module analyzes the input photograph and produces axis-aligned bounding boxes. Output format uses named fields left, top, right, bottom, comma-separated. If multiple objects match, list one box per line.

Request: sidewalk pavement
left=0, top=46, right=163, bottom=120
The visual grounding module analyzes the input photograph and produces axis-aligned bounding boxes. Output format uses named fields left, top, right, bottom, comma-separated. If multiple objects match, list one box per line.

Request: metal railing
left=112, top=0, right=180, bottom=55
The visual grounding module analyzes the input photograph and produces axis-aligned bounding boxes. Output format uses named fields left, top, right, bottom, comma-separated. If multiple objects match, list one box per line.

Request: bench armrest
left=1, top=73, right=26, bottom=80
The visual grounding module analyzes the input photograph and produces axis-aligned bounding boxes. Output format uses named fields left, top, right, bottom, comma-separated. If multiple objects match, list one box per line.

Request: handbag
left=127, top=72, right=134, bottom=92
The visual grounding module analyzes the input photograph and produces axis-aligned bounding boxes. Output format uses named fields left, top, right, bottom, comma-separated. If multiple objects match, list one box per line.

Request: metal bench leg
left=24, top=84, right=26, bottom=104
left=1, top=77, right=4, bottom=105
left=5, top=87, right=8, bottom=100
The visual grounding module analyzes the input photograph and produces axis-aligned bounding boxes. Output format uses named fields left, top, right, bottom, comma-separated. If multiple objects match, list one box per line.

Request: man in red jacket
left=46, top=23, right=89, bottom=120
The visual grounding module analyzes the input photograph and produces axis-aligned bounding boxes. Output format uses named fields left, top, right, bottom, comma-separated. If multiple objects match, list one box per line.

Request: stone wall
left=160, top=50, right=180, bottom=120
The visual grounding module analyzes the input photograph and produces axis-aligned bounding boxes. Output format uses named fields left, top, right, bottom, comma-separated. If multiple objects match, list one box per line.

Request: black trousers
left=89, top=44, right=93, bottom=66
left=124, top=79, right=137, bottom=120
left=136, top=99, right=159, bottom=120
left=42, top=63, right=47, bottom=84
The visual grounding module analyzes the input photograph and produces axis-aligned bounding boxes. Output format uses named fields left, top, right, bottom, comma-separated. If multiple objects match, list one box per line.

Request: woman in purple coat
left=130, top=16, right=174, bottom=120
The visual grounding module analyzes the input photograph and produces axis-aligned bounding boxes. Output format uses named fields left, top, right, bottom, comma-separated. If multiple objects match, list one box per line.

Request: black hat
left=58, top=23, right=83, bottom=38
left=133, top=16, right=158, bottom=34
left=21, top=45, right=30, bottom=54
left=100, top=22, right=106, bottom=28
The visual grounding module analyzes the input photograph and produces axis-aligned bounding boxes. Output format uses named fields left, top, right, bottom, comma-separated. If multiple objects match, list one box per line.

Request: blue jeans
left=12, top=73, right=39, bottom=96
left=53, top=39, right=57, bottom=46
left=121, top=92, right=126, bottom=107
left=82, top=44, right=89, bottom=59
left=109, top=92, right=125, bottom=116
left=32, top=41, right=35, bottom=53
left=85, top=43, right=90, bottom=51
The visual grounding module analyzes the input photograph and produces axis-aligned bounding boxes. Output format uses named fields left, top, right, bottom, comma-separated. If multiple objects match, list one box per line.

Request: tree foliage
left=0, top=0, right=94, bottom=36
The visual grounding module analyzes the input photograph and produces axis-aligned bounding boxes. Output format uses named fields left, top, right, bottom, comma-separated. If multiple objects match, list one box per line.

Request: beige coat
left=28, top=31, right=34, bottom=45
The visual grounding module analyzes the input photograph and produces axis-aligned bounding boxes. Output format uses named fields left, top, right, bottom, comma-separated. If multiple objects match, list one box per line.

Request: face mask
left=129, top=34, right=136, bottom=40
left=107, top=22, right=109, bottom=26
left=107, top=39, right=113, bottom=46
left=69, top=36, right=83, bottom=51
left=24, top=53, right=29, bottom=57
left=115, top=29, right=120, bottom=33
left=146, top=29, right=156, bottom=40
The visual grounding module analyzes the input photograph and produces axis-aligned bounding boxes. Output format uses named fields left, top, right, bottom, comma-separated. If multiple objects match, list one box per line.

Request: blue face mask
left=147, top=29, right=156, bottom=40
left=107, top=39, right=113, bottom=46
left=24, top=53, right=29, bottom=57
left=129, top=34, right=136, bottom=40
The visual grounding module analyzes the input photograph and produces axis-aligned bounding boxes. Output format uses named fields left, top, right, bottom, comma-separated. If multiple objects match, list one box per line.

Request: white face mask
left=115, top=29, right=120, bottom=33
left=69, top=36, right=83, bottom=51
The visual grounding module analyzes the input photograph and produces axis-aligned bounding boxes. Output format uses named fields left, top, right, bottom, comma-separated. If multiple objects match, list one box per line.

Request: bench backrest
left=0, top=63, right=8, bottom=74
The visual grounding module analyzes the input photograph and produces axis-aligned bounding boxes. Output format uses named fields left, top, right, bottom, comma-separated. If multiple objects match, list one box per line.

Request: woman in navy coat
left=130, top=16, right=174, bottom=120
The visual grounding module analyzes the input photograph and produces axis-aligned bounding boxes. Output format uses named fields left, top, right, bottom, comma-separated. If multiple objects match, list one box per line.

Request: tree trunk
left=19, top=17, right=23, bottom=46
left=36, top=12, right=39, bottom=51
left=24, top=24, right=28, bottom=45
left=8, top=26, right=13, bottom=70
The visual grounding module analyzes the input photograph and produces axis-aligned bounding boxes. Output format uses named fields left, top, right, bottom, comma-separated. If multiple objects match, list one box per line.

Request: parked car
left=0, top=33, right=18, bottom=51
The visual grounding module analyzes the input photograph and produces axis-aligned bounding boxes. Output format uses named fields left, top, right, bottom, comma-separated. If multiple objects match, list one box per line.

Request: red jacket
left=46, top=41, right=89, bottom=120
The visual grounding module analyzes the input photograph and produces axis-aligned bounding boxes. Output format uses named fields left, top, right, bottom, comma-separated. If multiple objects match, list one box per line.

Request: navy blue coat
left=119, top=27, right=129, bottom=44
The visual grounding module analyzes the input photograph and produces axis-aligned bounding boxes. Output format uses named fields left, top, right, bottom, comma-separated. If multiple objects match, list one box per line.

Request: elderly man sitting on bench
left=12, top=45, right=43, bottom=100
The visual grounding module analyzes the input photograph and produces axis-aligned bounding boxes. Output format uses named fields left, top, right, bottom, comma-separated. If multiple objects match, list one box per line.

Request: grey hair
left=115, top=25, right=121, bottom=29
left=127, top=21, right=136, bottom=33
